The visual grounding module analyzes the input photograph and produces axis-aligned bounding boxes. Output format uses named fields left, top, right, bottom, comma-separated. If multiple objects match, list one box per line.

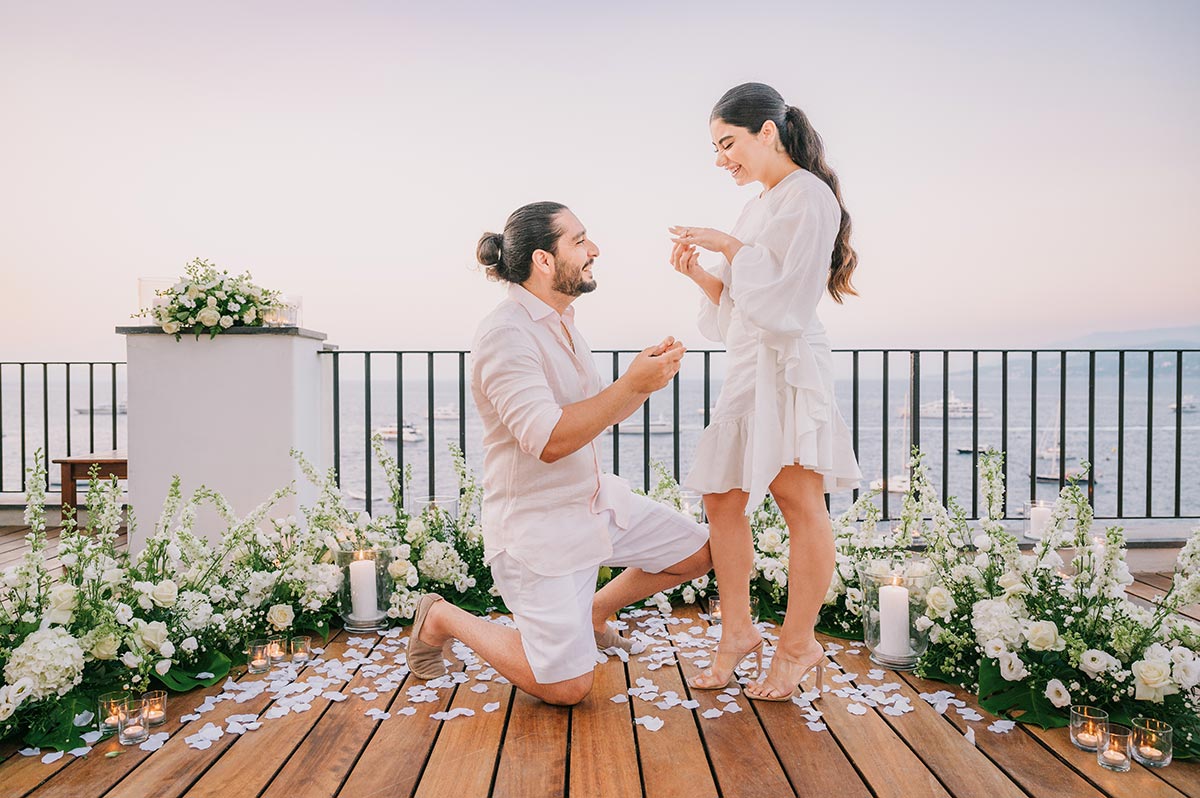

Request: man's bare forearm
left=540, top=378, right=647, bottom=463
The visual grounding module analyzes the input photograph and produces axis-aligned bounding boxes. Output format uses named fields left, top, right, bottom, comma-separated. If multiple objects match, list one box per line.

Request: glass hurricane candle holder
left=413, top=495, right=460, bottom=523
left=334, top=548, right=394, bottom=632
left=267, top=635, right=288, bottom=665
left=1023, top=500, right=1054, bottom=540
left=248, top=639, right=271, bottom=673
left=118, top=697, right=150, bottom=745
left=1098, top=724, right=1131, bottom=772
left=98, top=691, right=129, bottom=735
left=143, top=690, right=167, bottom=727
left=857, top=555, right=934, bottom=670
left=678, top=490, right=706, bottom=523
left=1131, top=717, right=1172, bottom=768
left=290, top=635, right=313, bottom=663
left=1070, top=705, right=1109, bottom=751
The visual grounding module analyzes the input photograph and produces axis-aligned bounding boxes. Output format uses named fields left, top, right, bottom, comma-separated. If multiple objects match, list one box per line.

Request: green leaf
left=977, top=657, right=1069, bottom=728
left=152, top=649, right=231, bottom=692
left=23, top=693, right=96, bottom=752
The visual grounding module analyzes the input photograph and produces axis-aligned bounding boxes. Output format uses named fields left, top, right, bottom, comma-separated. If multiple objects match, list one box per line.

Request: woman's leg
left=746, top=465, right=832, bottom=699
left=690, top=489, right=764, bottom=687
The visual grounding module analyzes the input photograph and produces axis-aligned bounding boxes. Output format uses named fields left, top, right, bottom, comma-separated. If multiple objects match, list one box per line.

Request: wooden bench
left=50, top=450, right=127, bottom=519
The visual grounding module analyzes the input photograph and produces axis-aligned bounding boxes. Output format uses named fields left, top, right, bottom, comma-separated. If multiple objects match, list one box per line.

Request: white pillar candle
left=349, top=556, right=377, bottom=620
left=1029, top=505, right=1051, bottom=539
left=878, top=583, right=910, bottom=657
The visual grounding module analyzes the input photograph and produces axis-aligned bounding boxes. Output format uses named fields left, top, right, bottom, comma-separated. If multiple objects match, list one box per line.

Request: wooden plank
left=412, top=659, right=512, bottom=798
left=491, top=691, right=568, bottom=798
left=568, top=644, right=642, bottom=798
left=1126, top=580, right=1200, bottom=622
left=622, top=613, right=718, bottom=798
left=1023, top=724, right=1190, bottom=798
left=262, top=632, right=420, bottom=798
left=670, top=607, right=796, bottom=798
left=104, top=630, right=354, bottom=798
left=1150, top=757, right=1200, bottom=798
left=337, top=649, right=464, bottom=798
left=1137, top=573, right=1175, bottom=591
left=896, top=670, right=1106, bottom=798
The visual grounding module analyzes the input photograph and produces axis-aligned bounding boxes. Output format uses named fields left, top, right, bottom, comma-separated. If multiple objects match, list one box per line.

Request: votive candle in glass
left=708, top=595, right=722, bottom=624
left=1097, top=724, right=1131, bottom=772
left=118, top=697, right=150, bottom=745
left=1070, top=705, right=1108, bottom=751
left=98, top=691, right=129, bottom=734
left=290, top=635, right=312, bottom=663
left=1131, top=717, right=1172, bottom=768
left=248, top=639, right=270, bottom=673
left=267, top=635, right=288, bottom=664
left=142, top=690, right=167, bottom=727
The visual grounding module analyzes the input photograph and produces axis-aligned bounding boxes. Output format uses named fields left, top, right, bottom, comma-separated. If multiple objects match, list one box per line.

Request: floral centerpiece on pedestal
left=134, top=258, right=284, bottom=340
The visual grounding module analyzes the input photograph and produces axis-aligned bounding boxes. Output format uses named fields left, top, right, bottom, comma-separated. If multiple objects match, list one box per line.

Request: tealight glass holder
left=334, top=548, right=394, bottom=632
left=98, top=691, right=129, bottom=735
left=267, top=635, right=289, bottom=664
left=857, top=555, right=934, bottom=670
left=413, top=495, right=460, bottom=523
left=248, top=639, right=271, bottom=673
left=1070, top=705, right=1108, bottom=751
left=1131, top=717, right=1172, bottom=768
left=1023, top=500, right=1054, bottom=540
left=706, top=594, right=722, bottom=624
left=143, top=690, right=167, bottom=727
left=1098, top=724, right=1131, bottom=772
left=290, top=635, right=312, bottom=664
left=118, top=697, right=150, bottom=745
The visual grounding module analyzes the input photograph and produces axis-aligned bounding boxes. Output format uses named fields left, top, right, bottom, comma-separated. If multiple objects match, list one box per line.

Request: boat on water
left=427, top=405, right=460, bottom=420
left=611, top=417, right=674, bottom=435
left=375, top=422, right=424, bottom=442
left=869, top=474, right=911, bottom=494
left=74, top=403, right=127, bottom=415
left=1170, top=395, right=1197, bottom=413
left=955, top=445, right=995, bottom=455
left=1034, top=467, right=1094, bottom=484
left=899, top=391, right=993, bottom=420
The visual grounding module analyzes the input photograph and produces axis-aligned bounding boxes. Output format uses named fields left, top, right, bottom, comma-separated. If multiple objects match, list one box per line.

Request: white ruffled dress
left=684, top=168, right=862, bottom=512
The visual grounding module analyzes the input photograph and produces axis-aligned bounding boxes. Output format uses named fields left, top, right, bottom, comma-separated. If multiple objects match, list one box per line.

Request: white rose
left=206, top=296, right=217, bottom=307
left=1044, top=678, right=1071, bottom=708
left=134, top=620, right=169, bottom=653
left=925, top=585, right=956, bottom=620
left=90, top=633, right=121, bottom=660
left=162, top=320, right=181, bottom=335
left=186, top=284, right=202, bottom=300
left=388, top=559, right=411, bottom=581
left=266, top=604, right=295, bottom=631
left=197, top=307, right=221, bottom=327
left=1132, top=658, right=1179, bottom=702
left=121, top=651, right=143, bottom=669
left=115, top=603, right=134, bottom=625
left=155, top=660, right=172, bottom=676
left=1024, top=620, right=1065, bottom=652
left=1173, top=657, right=1200, bottom=690
left=151, top=579, right=179, bottom=608
left=219, top=315, right=234, bottom=329
left=915, top=615, right=934, bottom=632
left=999, top=651, right=1029, bottom=682
left=243, top=307, right=257, bottom=324
left=159, top=640, right=176, bottom=658
left=46, top=583, right=78, bottom=625
left=137, top=594, right=154, bottom=611
left=1079, top=649, right=1119, bottom=678
left=180, top=636, right=199, bottom=653
left=102, top=568, right=125, bottom=587
left=682, top=585, right=696, bottom=604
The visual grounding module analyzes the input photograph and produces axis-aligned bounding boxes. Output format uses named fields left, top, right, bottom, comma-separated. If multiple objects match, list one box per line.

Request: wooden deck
left=1, top=527, right=1198, bottom=798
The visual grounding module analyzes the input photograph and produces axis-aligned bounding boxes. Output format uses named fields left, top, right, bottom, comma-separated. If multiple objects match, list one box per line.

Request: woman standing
left=670, top=82, right=861, bottom=701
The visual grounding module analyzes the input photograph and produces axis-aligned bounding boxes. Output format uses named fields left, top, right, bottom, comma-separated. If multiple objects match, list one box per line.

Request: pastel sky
left=2, top=1, right=1198, bottom=363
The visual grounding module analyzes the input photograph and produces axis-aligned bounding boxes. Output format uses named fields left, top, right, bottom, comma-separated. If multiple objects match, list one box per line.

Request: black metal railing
left=320, top=348, right=1199, bottom=522
left=0, top=362, right=127, bottom=493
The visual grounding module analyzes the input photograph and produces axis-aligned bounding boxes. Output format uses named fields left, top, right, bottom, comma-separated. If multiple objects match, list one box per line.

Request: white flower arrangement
left=134, top=258, right=283, bottom=339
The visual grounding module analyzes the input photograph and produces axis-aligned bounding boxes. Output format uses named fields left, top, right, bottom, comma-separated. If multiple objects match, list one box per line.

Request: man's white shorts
left=490, top=492, right=708, bottom=684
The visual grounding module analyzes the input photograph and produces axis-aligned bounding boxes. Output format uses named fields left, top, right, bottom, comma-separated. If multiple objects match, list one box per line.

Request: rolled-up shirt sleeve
left=476, top=325, right=564, bottom=459
left=727, top=189, right=836, bottom=337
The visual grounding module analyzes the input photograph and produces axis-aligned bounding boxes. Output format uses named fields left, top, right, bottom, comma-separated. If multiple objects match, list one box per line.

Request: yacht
left=1169, top=395, right=1197, bottom=413
left=74, top=402, right=127, bottom=415
left=1034, top=466, right=1094, bottom=484
left=611, top=417, right=674, bottom=435
left=375, top=421, right=424, bottom=442
left=427, top=405, right=460, bottom=420
left=899, top=391, right=993, bottom=420
left=869, top=474, right=911, bottom=494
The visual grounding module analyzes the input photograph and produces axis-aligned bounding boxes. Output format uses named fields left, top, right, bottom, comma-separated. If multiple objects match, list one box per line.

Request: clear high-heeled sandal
left=745, top=650, right=826, bottom=702
left=687, top=639, right=764, bottom=690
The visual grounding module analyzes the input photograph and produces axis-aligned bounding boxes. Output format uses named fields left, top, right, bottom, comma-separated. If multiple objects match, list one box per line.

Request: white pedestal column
left=118, top=326, right=330, bottom=551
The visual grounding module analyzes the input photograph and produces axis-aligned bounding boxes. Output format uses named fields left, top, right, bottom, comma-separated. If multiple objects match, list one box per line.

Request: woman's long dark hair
left=712, top=83, right=857, bottom=303
left=477, top=201, right=568, bottom=284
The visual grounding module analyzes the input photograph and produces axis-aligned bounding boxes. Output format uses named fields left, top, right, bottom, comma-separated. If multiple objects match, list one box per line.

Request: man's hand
left=623, top=337, right=686, bottom=394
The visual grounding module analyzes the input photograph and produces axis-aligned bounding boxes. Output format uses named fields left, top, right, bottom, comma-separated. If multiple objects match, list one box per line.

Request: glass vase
left=857, top=555, right=934, bottom=670
left=334, top=548, right=393, bottom=632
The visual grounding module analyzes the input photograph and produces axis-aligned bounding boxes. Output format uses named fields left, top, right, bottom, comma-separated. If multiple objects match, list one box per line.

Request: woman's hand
left=668, top=226, right=743, bottom=262
left=670, top=240, right=724, bottom=306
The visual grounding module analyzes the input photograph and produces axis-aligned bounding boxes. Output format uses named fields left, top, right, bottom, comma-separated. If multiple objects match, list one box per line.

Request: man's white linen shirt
left=470, top=283, right=632, bottom=577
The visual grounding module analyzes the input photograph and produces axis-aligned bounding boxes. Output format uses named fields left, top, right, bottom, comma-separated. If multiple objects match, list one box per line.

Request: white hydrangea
left=4, top=627, right=86, bottom=700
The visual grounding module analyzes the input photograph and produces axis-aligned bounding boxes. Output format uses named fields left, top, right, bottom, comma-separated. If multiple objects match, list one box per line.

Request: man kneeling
left=409, top=201, right=711, bottom=705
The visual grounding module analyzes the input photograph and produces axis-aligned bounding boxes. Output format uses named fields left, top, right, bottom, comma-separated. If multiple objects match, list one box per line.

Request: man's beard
left=552, top=259, right=597, bottom=296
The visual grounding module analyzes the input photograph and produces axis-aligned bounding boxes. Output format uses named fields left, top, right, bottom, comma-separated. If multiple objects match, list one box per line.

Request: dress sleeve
left=726, top=187, right=838, bottom=336
left=475, top=326, right=564, bottom=459
left=696, top=260, right=732, bottom=343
